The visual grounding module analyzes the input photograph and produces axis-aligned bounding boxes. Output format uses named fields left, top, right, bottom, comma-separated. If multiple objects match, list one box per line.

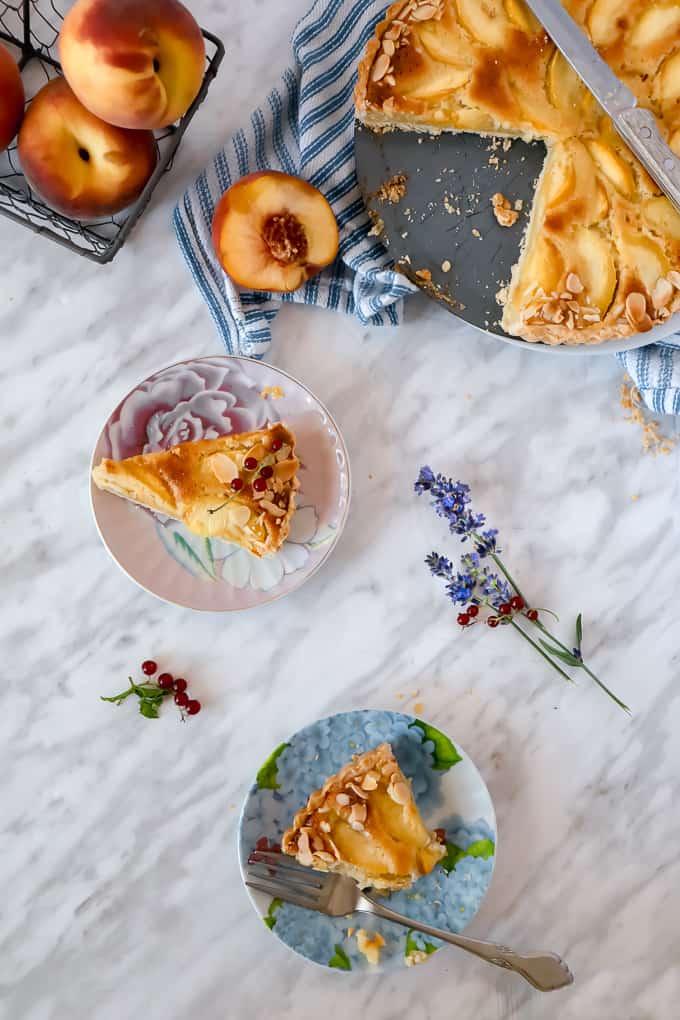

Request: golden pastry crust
left=355, top=0, right=680, bottom=345
left=92, top=423, right=299, bottom=558
left=282, top=742, right=445, bottom=891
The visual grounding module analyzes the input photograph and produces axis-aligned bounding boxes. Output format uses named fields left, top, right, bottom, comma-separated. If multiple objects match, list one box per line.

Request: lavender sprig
left=416, top=467, right=629, bottom=713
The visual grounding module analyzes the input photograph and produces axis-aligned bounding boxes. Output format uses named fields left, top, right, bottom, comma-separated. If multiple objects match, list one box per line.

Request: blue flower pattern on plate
left=238, top=709, right=496, bottom=973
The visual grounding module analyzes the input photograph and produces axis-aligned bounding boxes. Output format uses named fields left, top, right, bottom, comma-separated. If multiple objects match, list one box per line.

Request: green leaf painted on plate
left=264, top=897, right=283, bottom=930
left=409, top=720, right=462, bottom=771
left=405, top=929, right=439, bottom=957
left=204, top=537, right=215, bottom=574
left=256, top=743, right=289, bottom=790
left=172, top=533, right=217, bottom=581
left=328, top=944, right=351, bottom=971
left=440, top=838, right=495, bottom=874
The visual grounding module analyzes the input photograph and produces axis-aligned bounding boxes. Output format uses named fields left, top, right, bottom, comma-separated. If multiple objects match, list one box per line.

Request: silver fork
left=247, top=851, right=573, bottom=992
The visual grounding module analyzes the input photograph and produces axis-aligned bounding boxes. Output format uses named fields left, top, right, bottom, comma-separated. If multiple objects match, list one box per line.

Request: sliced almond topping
left=347, top=782, right=368, bottom=800
left=320, top=820, right=331, bottom=833
left=311, top=833, right=325, bottom=852
left=411, top=2, right=438, bottom=20
left=273, top=459, right=298, bottom=482
left=335, top=792, right=350, bottom=807
left=224, top=505, right=251, bottom=528
left=652, top=277, right=673, bottom=310
left=565, top=272, right=584, bottom=295
left=625, top=291, right=648, bottom=326
left=388, top=780, right=411, bottom=806
left=384, top=73, right=396, bottom=86
left=248, top=443, right=266, bottom=461
left=275, top=444, right=291, bottom=462
left=361, top=771, right=379, bottom=791
left=260, top=499, right=286, bottom=518
left=349, top=802, right=367, bottom=826
left=297, top=831, right=314, bottom=866
left=209, top=453, right=239, bottom=484
left=384, top=25, right=400, bottom=40
left=382, top=38, right=395, bottom=56
left=315, top=851, right=335, bottom=864
left=582, top=313, right=601, bottom=323
left=667, top=270, right=680, bottom=290
left=371, top=52, right=391, bottom=82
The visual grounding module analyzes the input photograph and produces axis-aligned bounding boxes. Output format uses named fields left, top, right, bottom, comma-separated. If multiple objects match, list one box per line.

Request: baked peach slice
left=212, top=171, right=339, bottom=293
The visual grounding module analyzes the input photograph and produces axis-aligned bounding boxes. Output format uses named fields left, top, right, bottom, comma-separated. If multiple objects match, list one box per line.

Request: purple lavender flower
left=414, top=467, right=485, bottom=541
left=425, top=552, right=454, bottom=580
left=475, top=529, right=500, bottom=556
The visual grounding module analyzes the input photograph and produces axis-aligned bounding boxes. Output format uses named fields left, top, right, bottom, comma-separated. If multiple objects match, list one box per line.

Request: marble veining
left=1, top=1, right=680, bottom=1018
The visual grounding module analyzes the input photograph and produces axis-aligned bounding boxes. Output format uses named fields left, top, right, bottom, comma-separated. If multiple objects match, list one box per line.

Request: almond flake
left=209, top=453, right=239, bottom=484
left=261, top=499, right=286, bottom=518
left=382, top=38, right=395, bottom=56
left=361, top=771, right=379, bottom=791
left=371, top=52, right=390, bottom=82
left=388, top=780, right=410, bottom=806
left=565, top=272, right=584, bottom=294
left=652, top=277, right=673, bottom=310
left=625, top=291, right=648, bottom=327
left=335, top=793, right=350, bottom=806
left=320, top=820, right=331, bottom=833
left=667, top=270, right=680, bottom=290
left=411, top=3, right=438, bottom=20
left=273, top=459, right=298, bottom=482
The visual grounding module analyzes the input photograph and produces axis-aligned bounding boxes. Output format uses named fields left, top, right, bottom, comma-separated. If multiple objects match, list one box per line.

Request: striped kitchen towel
left=174, top=0, right=680, bottom=416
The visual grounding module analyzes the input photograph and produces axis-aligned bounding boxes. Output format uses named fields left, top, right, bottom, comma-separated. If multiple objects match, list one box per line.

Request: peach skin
left=18, top=78, right=157, bottom=219
left=59, top=0, right=205, bottom=130
left=212, top=171, right=339, bottom=293
left=0, top=43, right=25, bottom=152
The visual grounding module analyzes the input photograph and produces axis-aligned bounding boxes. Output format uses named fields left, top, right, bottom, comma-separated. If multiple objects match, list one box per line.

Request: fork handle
left=358, top=894, right=573, bottom=992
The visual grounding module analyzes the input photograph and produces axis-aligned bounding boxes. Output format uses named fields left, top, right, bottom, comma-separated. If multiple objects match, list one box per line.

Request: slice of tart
left=92, top=423, right=299, bottom=558
left=355, top=0, right=680, bottom=345
left=281, top=742, right=445, bottom=891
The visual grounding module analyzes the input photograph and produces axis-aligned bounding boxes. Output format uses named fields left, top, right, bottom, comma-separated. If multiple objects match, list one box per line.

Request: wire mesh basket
left=0, top=1, right=224, bottom=262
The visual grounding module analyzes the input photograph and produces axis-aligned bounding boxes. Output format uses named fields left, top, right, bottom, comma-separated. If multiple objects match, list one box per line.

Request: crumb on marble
left=491, top=192, right=519, bottom=227
left=414, top=701, right=424, bottom=715
left=471, top=227, right=482, bottom=238
left=367, top=208, right=385, bottom=237
left=374, top=173, right=408, bottom=204
left=620, top=375, right=675, bottom=455
left=441, top=259, right=452, bottom=273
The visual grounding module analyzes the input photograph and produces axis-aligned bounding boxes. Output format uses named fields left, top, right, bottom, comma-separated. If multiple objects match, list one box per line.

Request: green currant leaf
left=139, top=700, right=160, bottom=719
left=409, top=720, right=462, bottom=771
left=328, top=944, right=351, bottom=971
left=256, top=743, right=289, bottom=790
left=405, top=929, right=439, bottom=956
left=440, top=838, right=495, bottom=874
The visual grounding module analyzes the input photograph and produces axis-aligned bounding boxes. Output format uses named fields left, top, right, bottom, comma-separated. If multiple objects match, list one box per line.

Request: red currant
left=186, top=699, right=201, bottom=715
left=173, top=678, right=187, bottom=693
left=467, top=605, right=479, bottom=618
left=244, top=456, right=258, bottom=471
left=158, top=673, right=174, bottom=690
left=270, top=439, right=282, bottom=452
left=487, top=616, right=500, bottom=628
left=141, top=660, right=157, bottom=676
left=260, top=465, right=274, bottom=479
left=526, top=609, right=539, bottom=622
left=457, top=612, right=470, bottom=626
left=255, top=836, right=269, bottom=851
left=499, top=603, right=512, bottom=616
left=231, top=477, right=244, bottom=492
left=510, top=596, right=524, bottom=611
left=253, top=477, right=267, bottom=492
left=174, top=691, right=189, bottom=708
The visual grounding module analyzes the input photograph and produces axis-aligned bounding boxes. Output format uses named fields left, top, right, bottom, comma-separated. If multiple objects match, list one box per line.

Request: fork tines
left=246, top=850, right=327, bottom=910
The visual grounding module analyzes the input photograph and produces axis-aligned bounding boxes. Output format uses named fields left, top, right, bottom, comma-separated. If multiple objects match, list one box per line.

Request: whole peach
left=0, top=43, right=25, bottom=152
left=59, top=0, right=205, bottom=130
left=18, top=78, right=157, bottom=219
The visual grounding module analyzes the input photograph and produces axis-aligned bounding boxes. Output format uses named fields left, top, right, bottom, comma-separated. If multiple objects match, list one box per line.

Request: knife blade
left=523, top=0, right=680, bottom=214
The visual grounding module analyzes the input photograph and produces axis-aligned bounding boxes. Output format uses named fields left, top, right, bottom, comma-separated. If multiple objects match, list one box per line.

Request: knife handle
left=615, top=106, right=680, bottom=215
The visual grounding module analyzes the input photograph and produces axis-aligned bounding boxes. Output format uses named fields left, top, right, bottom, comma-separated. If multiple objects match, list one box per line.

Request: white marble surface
left=2, top=2, right=680, bottom=1018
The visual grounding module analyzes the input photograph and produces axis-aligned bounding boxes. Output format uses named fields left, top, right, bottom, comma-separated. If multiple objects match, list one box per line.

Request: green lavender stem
left=509, top=620, right=575, bottom=685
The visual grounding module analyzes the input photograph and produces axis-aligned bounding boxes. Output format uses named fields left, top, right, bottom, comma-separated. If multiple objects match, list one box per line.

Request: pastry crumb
left=367, top=209, right=385, bottom=237
left=415, top=268, right=432, bottom=282
left=496, top=285, right=509, bottom=305
left=374, top=173, right=408, bottom=204
left=620, top=375, right=675, bottom=455
left=356, top=929, right=385, bottom=966
left=347, top=927, right=355, bottom=938
left=471, top=227, right=482, bottom=238
left=514, top=198, right=524, bottom=211
left=260, top=386, right=284, bottom=400
left=491, top=192, right=519, bottom=227
left=441, top=259, right=452, bottom=272
left=414, top=701, right=424, bottom=714
left=502, top=137, right=512, bottom=151
left=631, top=493, right=640, bottom=501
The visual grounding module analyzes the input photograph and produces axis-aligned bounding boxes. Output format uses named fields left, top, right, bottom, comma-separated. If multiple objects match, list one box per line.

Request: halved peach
left=212, top=171, right=339, bottom=293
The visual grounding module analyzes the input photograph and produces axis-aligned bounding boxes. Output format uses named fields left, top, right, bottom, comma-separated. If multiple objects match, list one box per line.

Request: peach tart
left=282, top=742, right=446, bottom=891
left=355, top=0, right=680, bottom=345
left=92, top=423, right=299, bottom=558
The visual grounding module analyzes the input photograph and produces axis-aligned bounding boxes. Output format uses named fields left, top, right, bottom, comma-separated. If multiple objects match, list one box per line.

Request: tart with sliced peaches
left=92, top=423, right=299, bottom=558
left=355, top=0, right=680, bottom=345
left=212, top=171, right=339, bottom=293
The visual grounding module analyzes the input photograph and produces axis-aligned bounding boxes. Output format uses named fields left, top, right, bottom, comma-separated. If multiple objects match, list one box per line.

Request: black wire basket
left=0, top=1, right=224, bottom=263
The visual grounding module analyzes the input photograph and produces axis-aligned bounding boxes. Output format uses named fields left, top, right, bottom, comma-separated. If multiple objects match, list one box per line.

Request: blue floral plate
left=90, top=356, right=350, bottom=611
left=238, top=709, right=497, bottom=974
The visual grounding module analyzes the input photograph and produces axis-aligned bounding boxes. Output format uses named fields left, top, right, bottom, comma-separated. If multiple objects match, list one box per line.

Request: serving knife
left=523, top=0, right=680, bottom=215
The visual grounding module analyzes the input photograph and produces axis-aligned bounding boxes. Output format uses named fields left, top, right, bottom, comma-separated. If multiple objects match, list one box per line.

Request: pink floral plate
left=90, top=356, right=351, bottom=611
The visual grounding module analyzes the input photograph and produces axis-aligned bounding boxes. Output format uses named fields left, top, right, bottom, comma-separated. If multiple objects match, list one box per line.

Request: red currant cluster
left=230, top=439, right=282, bottom=495
left=142, top=660, right=201, bottom=715
left=457, top=596, right=540, bottom=629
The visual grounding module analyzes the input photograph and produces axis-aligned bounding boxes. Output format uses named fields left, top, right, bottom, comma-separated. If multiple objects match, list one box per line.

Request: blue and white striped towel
left=174, top=0, right=680, bottom=416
